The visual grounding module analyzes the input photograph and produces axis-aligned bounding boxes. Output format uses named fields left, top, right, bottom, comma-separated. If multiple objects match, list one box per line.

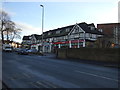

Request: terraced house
left=22, top=22, right=103, bottom=52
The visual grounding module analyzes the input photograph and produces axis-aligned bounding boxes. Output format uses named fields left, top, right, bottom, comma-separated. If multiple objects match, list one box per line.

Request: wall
left=57, top=48, right=119, bottom=63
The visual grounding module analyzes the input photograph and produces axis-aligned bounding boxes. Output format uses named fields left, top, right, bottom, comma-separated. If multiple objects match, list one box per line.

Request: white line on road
left=75, top=70, right=118, bottom=82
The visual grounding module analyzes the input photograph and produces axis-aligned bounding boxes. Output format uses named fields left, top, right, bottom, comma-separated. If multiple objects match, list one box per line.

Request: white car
left=3, top=44, right=13, bottom=52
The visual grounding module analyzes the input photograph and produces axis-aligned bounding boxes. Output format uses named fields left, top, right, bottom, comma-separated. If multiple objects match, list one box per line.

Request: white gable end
left=69, top=24, right=85, bottom=35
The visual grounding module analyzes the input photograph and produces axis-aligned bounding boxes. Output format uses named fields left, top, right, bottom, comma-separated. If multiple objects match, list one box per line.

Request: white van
left=3, top=44, right=13, bottom=52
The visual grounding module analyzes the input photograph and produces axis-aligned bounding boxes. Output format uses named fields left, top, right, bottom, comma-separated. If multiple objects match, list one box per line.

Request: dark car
left=14, top=48, right=21, bottom=52
left=27, top=49, right=38, bottom=54
left=17, top=48, right=28, bottom=55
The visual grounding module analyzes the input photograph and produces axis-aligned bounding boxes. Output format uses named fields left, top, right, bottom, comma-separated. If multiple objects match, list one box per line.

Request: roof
left=22, top=22, right=103, bottom=40
left=22, top=36, right=30, bottom=40
left=42, top=22, right=103, bottom=39
left=78, top=22, right=103, bottom=35
left=32, top=34, right=42, bottom=40
left=97, top=23, right=120, bottom=25
left=43, top=25, right=73, bottom=39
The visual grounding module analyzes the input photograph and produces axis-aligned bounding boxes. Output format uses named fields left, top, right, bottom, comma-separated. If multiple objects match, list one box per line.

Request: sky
left=1, top=0, right=119, bottom=43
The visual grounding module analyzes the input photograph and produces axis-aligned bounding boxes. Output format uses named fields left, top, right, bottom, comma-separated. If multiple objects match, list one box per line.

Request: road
left=2, top=52, right=119, bottom=88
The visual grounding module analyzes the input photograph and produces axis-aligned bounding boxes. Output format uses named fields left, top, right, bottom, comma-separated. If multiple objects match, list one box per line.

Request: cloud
left=96, top=4, right=118, bottom=24
left=3, top=0, right=119, bottom=2
left=0, top=8, right=16, bottom=17
left=15, top=21, right=42, bottom=36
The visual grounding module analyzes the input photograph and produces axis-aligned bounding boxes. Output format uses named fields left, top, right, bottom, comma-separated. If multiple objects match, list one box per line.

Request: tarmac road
left=2, top=52, right=119, bottom=88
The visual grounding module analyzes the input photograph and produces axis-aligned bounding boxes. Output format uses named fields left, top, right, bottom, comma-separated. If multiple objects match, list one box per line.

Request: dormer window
left=48, top=32, right=51, bottom=35
left=88, top=26, right=95, bottom=30
left=66, top=28, right=70, bottom=32
left=56, top=30, right=61, bottom=34
left=29, top=36, right=32, bottom=39
left=90, top=26, right=95, bottom=30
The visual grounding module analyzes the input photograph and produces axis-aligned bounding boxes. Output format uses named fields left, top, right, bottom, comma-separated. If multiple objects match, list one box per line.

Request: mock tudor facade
left=22, top=22, right=103, bottom=52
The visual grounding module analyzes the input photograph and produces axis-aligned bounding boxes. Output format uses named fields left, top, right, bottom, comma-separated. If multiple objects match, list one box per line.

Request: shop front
left=53, top=39, right=85, bottom=49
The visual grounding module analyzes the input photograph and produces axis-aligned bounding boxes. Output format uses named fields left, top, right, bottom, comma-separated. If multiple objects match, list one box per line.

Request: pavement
left=2, top=52, right=119, bottom=88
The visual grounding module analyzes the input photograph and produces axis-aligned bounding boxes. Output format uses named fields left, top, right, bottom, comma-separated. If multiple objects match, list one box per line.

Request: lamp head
left=40, top=5, right=43, bottom=7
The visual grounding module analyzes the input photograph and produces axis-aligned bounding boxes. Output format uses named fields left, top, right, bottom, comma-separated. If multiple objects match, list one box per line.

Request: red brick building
left=97, top=23, right=120, bottom=48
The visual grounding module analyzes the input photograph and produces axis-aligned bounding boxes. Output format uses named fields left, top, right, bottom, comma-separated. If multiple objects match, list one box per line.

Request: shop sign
left=53, top=39, right=84, bottom=44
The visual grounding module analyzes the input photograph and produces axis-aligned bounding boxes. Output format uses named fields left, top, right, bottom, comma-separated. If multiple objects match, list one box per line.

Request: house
left=22, top=35, right=32, bottom=49
left=30, top=34, right=42, bottom=51
left=22, top=22, right=103, bottom=52
left=3, top=40, right=21, bottom=48
left=42, top=22, right=103, bottom=52
left=97, top=23, right=120, bottom=48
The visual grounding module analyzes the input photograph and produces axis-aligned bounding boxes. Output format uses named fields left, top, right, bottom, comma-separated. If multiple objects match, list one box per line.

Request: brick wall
left=57, top=48, right=119, bottom=63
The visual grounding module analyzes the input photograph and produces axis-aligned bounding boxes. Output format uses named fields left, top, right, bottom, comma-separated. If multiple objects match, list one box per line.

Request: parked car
left=14, top=48, right=21, bottom=52
left=17, top=48, right=28, bottom=55
left=27, top=49, right=38, bottom=54
left=3, top=44, right=13, bottom=52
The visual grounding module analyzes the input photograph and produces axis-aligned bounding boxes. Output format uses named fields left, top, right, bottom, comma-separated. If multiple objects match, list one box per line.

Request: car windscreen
left=5, top=47, right=12, bottom=49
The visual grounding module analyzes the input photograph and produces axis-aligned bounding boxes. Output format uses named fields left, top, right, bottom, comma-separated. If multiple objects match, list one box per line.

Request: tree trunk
left=1, top=22, right=4, bottom=44
left=1, top=31, right=4, bottom=44
left=6, top=30, right=9, bottom=44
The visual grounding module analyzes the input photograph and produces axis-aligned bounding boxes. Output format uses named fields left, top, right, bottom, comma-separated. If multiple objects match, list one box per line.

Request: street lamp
left=40, top=4, right=44, bottom=53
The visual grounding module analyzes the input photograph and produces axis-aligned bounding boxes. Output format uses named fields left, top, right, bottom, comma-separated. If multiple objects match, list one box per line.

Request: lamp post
left=40, top=4, right=44, bottom=53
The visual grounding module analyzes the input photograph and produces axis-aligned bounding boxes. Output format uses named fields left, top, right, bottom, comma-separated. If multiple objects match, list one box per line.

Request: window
left=29, top=37, right=32, bottom=39
left=66, top=28, right=70, bottom=32
left=89, top=34, right=92, bottom=38
left=56, top=30, right=61, bottom=34
left=69, top=35, right=74, bottom=39
left=37, top=40, right=39, bottom=43
left=85, top=33, right=89, bottom=38
left=91, top=27, right=95, bottom=30
left=89, top=26, right=95, bottom=30
left=48, top=32, right=51, bottom=35
left=65, top=36, right=68, bottom=39
left=74, top=34, right=79, bottom=38
left=92, top=34, right=97, bottom=39
left=49, top=38, right=52, bottom=42
left=80, top=33, right=84, bottom=38
left=54, top=38, right=56, bottom=41
left=72, top=26, right=79, bottom=34
left=98, top=29, right=103, bottom=32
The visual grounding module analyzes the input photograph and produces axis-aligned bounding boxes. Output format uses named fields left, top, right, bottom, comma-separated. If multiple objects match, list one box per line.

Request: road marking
left=75, top=70, right=119, bottom=82
left=36, top=81, right=48, bottom=88
left=29, top=82, right=40, bottom=88
left=41, top=81, right=58, bottom=88
left=22, top=73, right=31, bottom=78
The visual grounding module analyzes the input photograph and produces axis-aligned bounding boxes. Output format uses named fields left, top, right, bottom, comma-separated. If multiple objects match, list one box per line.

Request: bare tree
left=9, top=26, right=22, bottom=41
left=0, top=10, right=10, bottom=44
left=0, top=10, right=22, bottom=44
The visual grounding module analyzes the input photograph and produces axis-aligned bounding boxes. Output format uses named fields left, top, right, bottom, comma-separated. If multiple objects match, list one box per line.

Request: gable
left=69, top=24, right=85, bottom=35
left=31, top=35, right=37, bottom=41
